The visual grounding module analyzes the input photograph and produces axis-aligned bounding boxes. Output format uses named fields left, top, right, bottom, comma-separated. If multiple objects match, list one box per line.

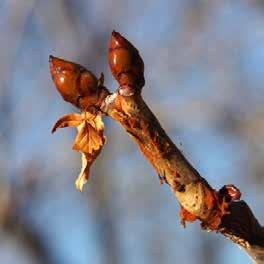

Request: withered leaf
left=52, top=113, right=83, bottom=133
left=52, top=111, right=106, bottom=192
left=74, top=114, right=105, bottom=191
left=75, top=153, right=90, bottom=192
left=74, top=149, right=102, bottom=192
left=72, top=120, right=105, bottom=154
left=80, top=111, right=104, bottom=131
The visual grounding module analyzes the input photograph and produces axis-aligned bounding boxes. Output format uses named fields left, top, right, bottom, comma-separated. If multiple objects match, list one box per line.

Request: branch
left=0, top=181, right=54, bottom=264
left=49, top=31, right=264, bottom=263
left=101, top=92, right=264, bottom=263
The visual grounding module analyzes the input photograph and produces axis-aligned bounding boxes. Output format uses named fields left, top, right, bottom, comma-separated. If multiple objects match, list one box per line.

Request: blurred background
left=0, top=0, right=263, bottom=263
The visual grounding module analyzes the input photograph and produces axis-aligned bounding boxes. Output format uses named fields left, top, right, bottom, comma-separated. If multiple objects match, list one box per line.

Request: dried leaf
left=52, top=113, right=83, bottom=133
left=73, top=113, right=105, bottom=191
left=80, top=111, right=104, bottom=131
left=75, top=149, right=103, bottom=192
left=93, top=114, right=105, bottom=131
left=75, top=153, right=90, bottom=192
left=72, top=121, right=104, bottom=153
left=52, top=111, right=106, bottom=191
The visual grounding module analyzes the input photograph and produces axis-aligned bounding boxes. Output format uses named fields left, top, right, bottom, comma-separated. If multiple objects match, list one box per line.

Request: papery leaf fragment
left=51, top=113, right=83, bottom=133
left=52, top=111, right=106, bottom=191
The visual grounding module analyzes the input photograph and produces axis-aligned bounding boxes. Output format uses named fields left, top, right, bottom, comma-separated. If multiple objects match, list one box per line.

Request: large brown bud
left=49, top=56, right=99, bottom=107
left=108, top=31, right=145, bottom=96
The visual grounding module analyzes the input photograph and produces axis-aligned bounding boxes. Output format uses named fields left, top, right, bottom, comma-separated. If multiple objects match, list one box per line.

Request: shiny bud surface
left=108, top=31, right=145, bottom=94
left=49, top=56, right=98, bottom=105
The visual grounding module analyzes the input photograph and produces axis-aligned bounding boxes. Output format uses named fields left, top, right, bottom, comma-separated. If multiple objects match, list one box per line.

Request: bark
left=49, top=54, right=264, bottom=263
left=97, top=92, right=264, bottom=263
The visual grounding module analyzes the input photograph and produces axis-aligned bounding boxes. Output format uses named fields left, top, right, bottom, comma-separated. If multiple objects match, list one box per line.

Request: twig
left=49, top=31, right=264, bottom=263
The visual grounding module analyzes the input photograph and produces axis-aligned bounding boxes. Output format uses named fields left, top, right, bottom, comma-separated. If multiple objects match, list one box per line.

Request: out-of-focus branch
left=0, top=182, right=54, bottom=264
left=49, top=32, right=264, bottom=263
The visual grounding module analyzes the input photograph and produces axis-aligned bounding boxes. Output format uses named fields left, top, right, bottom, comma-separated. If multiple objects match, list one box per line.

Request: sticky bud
left=219, top=184, right=241, bottom=202
left=49, top=56, right=98, bottom=106
left=108, top=31, right=145, bottom=95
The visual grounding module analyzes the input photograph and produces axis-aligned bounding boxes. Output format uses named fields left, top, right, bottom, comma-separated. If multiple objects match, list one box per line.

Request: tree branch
left=49, top=31, right=264, bottom=263
left=0, top=181, right=54, bottom=264
left=100, top=92, right=264, bottom=263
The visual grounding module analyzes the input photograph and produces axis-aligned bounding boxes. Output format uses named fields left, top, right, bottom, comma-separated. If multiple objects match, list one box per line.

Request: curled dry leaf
left=73, top=122, right=103, bottom=153
left=75, top=153, right=90, bottom=192
left=51, top=113, right=83, bottom=133
left=75, top=151, right=101, bottom=192
left=52, top=111, right=106, bottom=191
left=72, top=113, right=105, bottom=154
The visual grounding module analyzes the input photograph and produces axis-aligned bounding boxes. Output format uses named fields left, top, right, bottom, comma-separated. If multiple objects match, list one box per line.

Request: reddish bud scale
left=219, top=184, right=241, bottom=202
left=49, top=56, right=108, bottom=109
left=108, top=31, right=145, bottom=95
left=179, top=183, right=241, bottom=230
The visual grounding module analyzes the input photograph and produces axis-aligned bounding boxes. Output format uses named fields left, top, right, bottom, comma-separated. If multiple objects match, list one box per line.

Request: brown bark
left=98, top=92, right=264, bottom=263
left=49, top=43, right=264, bottom=262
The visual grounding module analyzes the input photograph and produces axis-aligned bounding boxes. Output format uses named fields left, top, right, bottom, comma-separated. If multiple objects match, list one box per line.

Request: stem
left=99, top=92, right=264, bottom=263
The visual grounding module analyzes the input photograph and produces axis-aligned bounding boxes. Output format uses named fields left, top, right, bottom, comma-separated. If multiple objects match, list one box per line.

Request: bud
left=219, top=184, right=241, bottom=202
left=108, top=31, right=145, bottom=95
left=49, top=56, right=98, bottom=106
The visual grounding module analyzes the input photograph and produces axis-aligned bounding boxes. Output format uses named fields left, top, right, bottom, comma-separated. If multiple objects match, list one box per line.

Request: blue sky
left=0, top=1, right=263, bottom=263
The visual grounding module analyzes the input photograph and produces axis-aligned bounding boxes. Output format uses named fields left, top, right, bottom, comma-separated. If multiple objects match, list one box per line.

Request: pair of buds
left=49, top=31, right=145, bottom=110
